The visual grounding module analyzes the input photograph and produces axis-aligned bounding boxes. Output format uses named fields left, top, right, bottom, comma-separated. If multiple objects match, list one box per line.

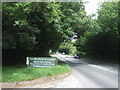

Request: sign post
left=26, top=57, right=57, bottom=67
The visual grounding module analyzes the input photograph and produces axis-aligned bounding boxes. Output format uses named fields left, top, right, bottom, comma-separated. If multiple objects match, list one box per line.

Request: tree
left=75, top=2, right=119, bottom=59
left=26, top=2, right=64, bottom=56
left=75, top=16, right=101, bottom=56
left=96, top=2, right=118, bottom=58
left=2, top=2, right=39, bottom=65
left=2, top=2, right=88, bottom=65
left=60, top=2, right=86, bottom=38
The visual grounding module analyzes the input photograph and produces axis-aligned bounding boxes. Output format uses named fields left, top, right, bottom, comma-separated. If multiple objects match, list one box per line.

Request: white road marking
left=56, top=54, right=118, bottom=74
left=88, top=64, right=118, bottom=73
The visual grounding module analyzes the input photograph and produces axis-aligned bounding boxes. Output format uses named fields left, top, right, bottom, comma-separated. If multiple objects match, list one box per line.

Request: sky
left=84, top=0, right=105, bottom=15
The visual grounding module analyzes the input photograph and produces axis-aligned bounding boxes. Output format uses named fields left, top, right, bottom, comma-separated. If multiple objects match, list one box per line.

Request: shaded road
left=56, top=53, right=118, bottom=88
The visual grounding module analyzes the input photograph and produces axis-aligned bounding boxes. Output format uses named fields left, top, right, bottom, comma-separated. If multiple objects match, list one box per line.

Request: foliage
left=96, top=2, right=118, bottom=58
left=59, top=2, right=86, bottom=39
left=75, top=16, right=101, bottom=56
left=2, top=3, right=38, bottom=65
left=59, top=40, right=76, bottom=55
left=57, top=2, right=87, bottom=56
left=3, top=2, right=118, bottom=65
left=26, top=2, right=64, bottom=56
left=76, top=2, right=119, bottom=59
left=2, top=2, right=86, bottom=65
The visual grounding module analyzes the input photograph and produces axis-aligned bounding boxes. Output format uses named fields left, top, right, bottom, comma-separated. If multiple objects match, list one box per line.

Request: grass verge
left=2, top=61, right=71, bottom=82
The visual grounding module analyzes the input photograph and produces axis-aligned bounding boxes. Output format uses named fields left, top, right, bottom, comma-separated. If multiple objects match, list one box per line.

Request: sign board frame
left=26, top=57, right=57, bottom=68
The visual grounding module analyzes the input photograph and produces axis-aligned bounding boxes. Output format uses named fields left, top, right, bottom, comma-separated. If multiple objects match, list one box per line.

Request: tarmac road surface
left=56, top=53, right=118, bottom=88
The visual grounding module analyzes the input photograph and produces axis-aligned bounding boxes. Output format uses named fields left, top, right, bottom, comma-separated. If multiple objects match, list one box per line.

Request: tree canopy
left=75, top=2, right=119, bottom=60
left=2, top=2, right=119, bottom=65
left=2, top=2, right=86, bottom=65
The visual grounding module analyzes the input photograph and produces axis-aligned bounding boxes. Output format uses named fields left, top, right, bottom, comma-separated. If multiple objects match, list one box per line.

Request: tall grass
left=2, top=62, right=71, bottom=82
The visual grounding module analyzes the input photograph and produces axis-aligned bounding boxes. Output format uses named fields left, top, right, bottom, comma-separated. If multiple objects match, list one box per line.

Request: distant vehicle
left=74, top=54, right=80, bottom=59
left=62, top=52, right=65, bottom=55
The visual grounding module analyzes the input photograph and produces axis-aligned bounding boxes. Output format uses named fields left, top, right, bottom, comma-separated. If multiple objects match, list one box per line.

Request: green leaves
left=97, top=2, right=118, bottom=31
left=59, top=40, right=76, bottom=55
left=76, top=2, right=119, bottom=59
left=44, top=3, right=61, bottom=23
left=2, top=2, right=89, bottom=65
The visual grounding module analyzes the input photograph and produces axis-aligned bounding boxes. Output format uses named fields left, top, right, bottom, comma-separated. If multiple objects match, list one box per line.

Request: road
left=56, top=53, right=118, bottom=88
